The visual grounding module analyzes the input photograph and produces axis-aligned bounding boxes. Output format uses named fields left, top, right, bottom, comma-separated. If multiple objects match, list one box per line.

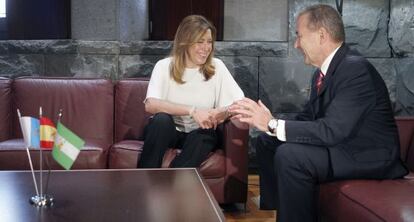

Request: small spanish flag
left=40, top=117, right=56, bottom=149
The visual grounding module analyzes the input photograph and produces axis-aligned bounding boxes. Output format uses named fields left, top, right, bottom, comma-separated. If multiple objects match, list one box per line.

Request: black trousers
left=256, top=133, right=332, bottom=222
left=137, top=113, right=217, bottom=168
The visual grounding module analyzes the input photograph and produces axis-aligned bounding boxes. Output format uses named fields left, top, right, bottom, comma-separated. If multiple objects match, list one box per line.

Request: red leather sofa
left=319, top=117, right=414, bottom=221
left=0, top=77, right=248, bottom=204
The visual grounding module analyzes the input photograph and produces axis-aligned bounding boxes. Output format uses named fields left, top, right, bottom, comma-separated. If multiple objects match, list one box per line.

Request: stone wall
left=0, top=0, right=413, bottom=168
left=71, top=0, right=149, bottom=41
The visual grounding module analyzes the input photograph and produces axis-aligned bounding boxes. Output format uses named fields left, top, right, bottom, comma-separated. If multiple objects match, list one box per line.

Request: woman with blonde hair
left=138, top=15, right=245, bottom=168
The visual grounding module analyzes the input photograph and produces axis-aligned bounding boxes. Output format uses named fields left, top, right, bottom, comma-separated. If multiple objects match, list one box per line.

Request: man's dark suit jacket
left=285, top=43, right=408, bottom=179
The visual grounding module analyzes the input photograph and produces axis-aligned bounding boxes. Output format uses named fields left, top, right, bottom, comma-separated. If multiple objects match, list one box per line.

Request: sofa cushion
left=108, top=140, right=144, bottom=169
left=0, top=77, right=11, bottom=141
left=12, top=77, right=114, bottom=148
left=1, top=77, right=114, bottom=169
left=395, top=117, right=414, bottom=171
left=0, top=139, right=107, bottom=170
left=319, top=179, right=414, bottom=222
left=114, top=79, right=151, bottom=142
left=407, top=138, right=414, bottom=172
left=109, top=141, right=225, bottom=178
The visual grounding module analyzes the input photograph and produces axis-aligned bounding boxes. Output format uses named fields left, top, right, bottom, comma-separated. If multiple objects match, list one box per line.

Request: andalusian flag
left=52, top=122, right=85, bottom=170
left=40, top=117, right=56, bottom=149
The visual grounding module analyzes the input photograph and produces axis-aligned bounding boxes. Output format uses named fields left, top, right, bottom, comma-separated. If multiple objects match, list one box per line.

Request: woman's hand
left=208, top=107, right=228, bottom=127
left=192, top=108, right=216, bottom=129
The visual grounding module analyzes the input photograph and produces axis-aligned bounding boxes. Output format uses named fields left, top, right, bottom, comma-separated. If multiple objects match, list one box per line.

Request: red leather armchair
left=318, top=117, right=414, bottom=222
left=108, top=79, right=249, bottom=204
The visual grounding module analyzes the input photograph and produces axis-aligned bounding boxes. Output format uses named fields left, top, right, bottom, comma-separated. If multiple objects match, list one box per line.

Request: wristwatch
left=267, top=118, right=278, bottom=134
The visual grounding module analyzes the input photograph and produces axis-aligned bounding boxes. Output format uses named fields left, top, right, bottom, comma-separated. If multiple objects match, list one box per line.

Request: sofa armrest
left=220, top=120, right=249, bottom=200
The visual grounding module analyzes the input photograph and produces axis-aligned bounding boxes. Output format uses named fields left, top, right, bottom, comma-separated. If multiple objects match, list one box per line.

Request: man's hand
left=228, top=98, right=273, bottom=132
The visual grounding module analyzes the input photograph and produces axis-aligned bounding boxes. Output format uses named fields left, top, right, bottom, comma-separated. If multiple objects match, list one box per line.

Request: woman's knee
left=145, top=113, right=175, bottom=135
left=149, top=113, right=175, bottom=128
left=152, top=113, right=174, bottom=124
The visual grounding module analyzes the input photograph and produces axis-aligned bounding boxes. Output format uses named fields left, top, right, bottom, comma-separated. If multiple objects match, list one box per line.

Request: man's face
left=294, top=14, right=321, bottom=67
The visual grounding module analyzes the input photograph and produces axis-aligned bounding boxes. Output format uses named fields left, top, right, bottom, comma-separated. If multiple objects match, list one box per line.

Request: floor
left=223, top=174, right=276, bottom=222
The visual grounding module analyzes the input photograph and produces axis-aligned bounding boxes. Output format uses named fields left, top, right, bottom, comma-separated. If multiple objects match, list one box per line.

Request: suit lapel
left=308, top=43, right=349, bottom=117
left=317, top=43, right=349, bottom=95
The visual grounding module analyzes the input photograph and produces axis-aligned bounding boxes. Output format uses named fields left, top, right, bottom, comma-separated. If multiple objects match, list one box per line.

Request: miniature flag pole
left=17, top=109, right=39, bottom=197
left=37, top=106, right=54, bottom=207
left=43, top=109, right=63, bottom=196
left=39, top=107, right=43, bottom=199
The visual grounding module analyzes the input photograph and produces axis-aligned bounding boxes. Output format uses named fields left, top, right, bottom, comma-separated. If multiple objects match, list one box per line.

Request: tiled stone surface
left=341, top=0, right=391, bottom=57
left=215, top=42, right=288, bottom=57
left=71, top=0, right=119, bottom=40
left=77, top=41, right=120, bottom=55
left=289, top=0, right=391, bottom=57
left=218, top=56, right=259, bottom=101
left=44, top=55, right=117, bottom=79
left=120, top=41, right=172, bottom=55
left=259, top=57, right=314, bottom=114
left=369, top=58, right=397, bottom=103
left=223, top=0, right=288, bottom=41
left=389, top=0, right=414, bottom=57
left=395, top=58, right=414, bottom=115
left=0, top=55, right=44, bottom=77
left=118, top=55, right=163, bottom=79
left=0, top=40, right=78, bottom=54
left=119, top=0, right=149, bottom=41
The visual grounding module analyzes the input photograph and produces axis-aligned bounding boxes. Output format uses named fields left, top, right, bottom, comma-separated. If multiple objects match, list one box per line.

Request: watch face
left=268, top=119, right=277, bottom=133
left=269, top=119, right=277, bottom=128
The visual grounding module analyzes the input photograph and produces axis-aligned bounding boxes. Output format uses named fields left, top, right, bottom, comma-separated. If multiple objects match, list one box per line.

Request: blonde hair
left=170, top=15, right=216, bottom=84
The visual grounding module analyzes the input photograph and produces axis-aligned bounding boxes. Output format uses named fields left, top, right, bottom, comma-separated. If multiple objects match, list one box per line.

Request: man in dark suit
left=229, top=4, right=408, bottom=222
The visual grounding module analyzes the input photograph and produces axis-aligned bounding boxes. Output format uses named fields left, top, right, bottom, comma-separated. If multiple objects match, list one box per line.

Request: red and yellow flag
left=40, top=117, right=56, bottom=149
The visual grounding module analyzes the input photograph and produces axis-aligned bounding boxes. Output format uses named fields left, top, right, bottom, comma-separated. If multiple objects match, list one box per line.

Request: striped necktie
left=316, top=71, right=324, bottom=93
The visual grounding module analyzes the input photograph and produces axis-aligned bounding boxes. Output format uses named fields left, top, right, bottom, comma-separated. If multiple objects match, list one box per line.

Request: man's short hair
left=299, top=4, right=345, bottom=42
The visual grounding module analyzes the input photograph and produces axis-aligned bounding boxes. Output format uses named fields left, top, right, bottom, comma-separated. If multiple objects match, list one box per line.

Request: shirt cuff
left=265, top=119, right=286, bottom=141
left=276, top=119, right=286, bottom=141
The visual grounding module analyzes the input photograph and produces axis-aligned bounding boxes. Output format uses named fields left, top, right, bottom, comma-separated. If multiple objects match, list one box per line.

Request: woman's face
left=185, top=29, right=213, bottom=68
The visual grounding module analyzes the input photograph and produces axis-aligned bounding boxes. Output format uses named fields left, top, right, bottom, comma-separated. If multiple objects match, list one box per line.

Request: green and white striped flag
left=52, top=122, right=85, bottom=170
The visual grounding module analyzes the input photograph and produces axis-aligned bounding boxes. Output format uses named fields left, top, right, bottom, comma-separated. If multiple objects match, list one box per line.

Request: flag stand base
left=30, top=194, right=54, bottom=207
